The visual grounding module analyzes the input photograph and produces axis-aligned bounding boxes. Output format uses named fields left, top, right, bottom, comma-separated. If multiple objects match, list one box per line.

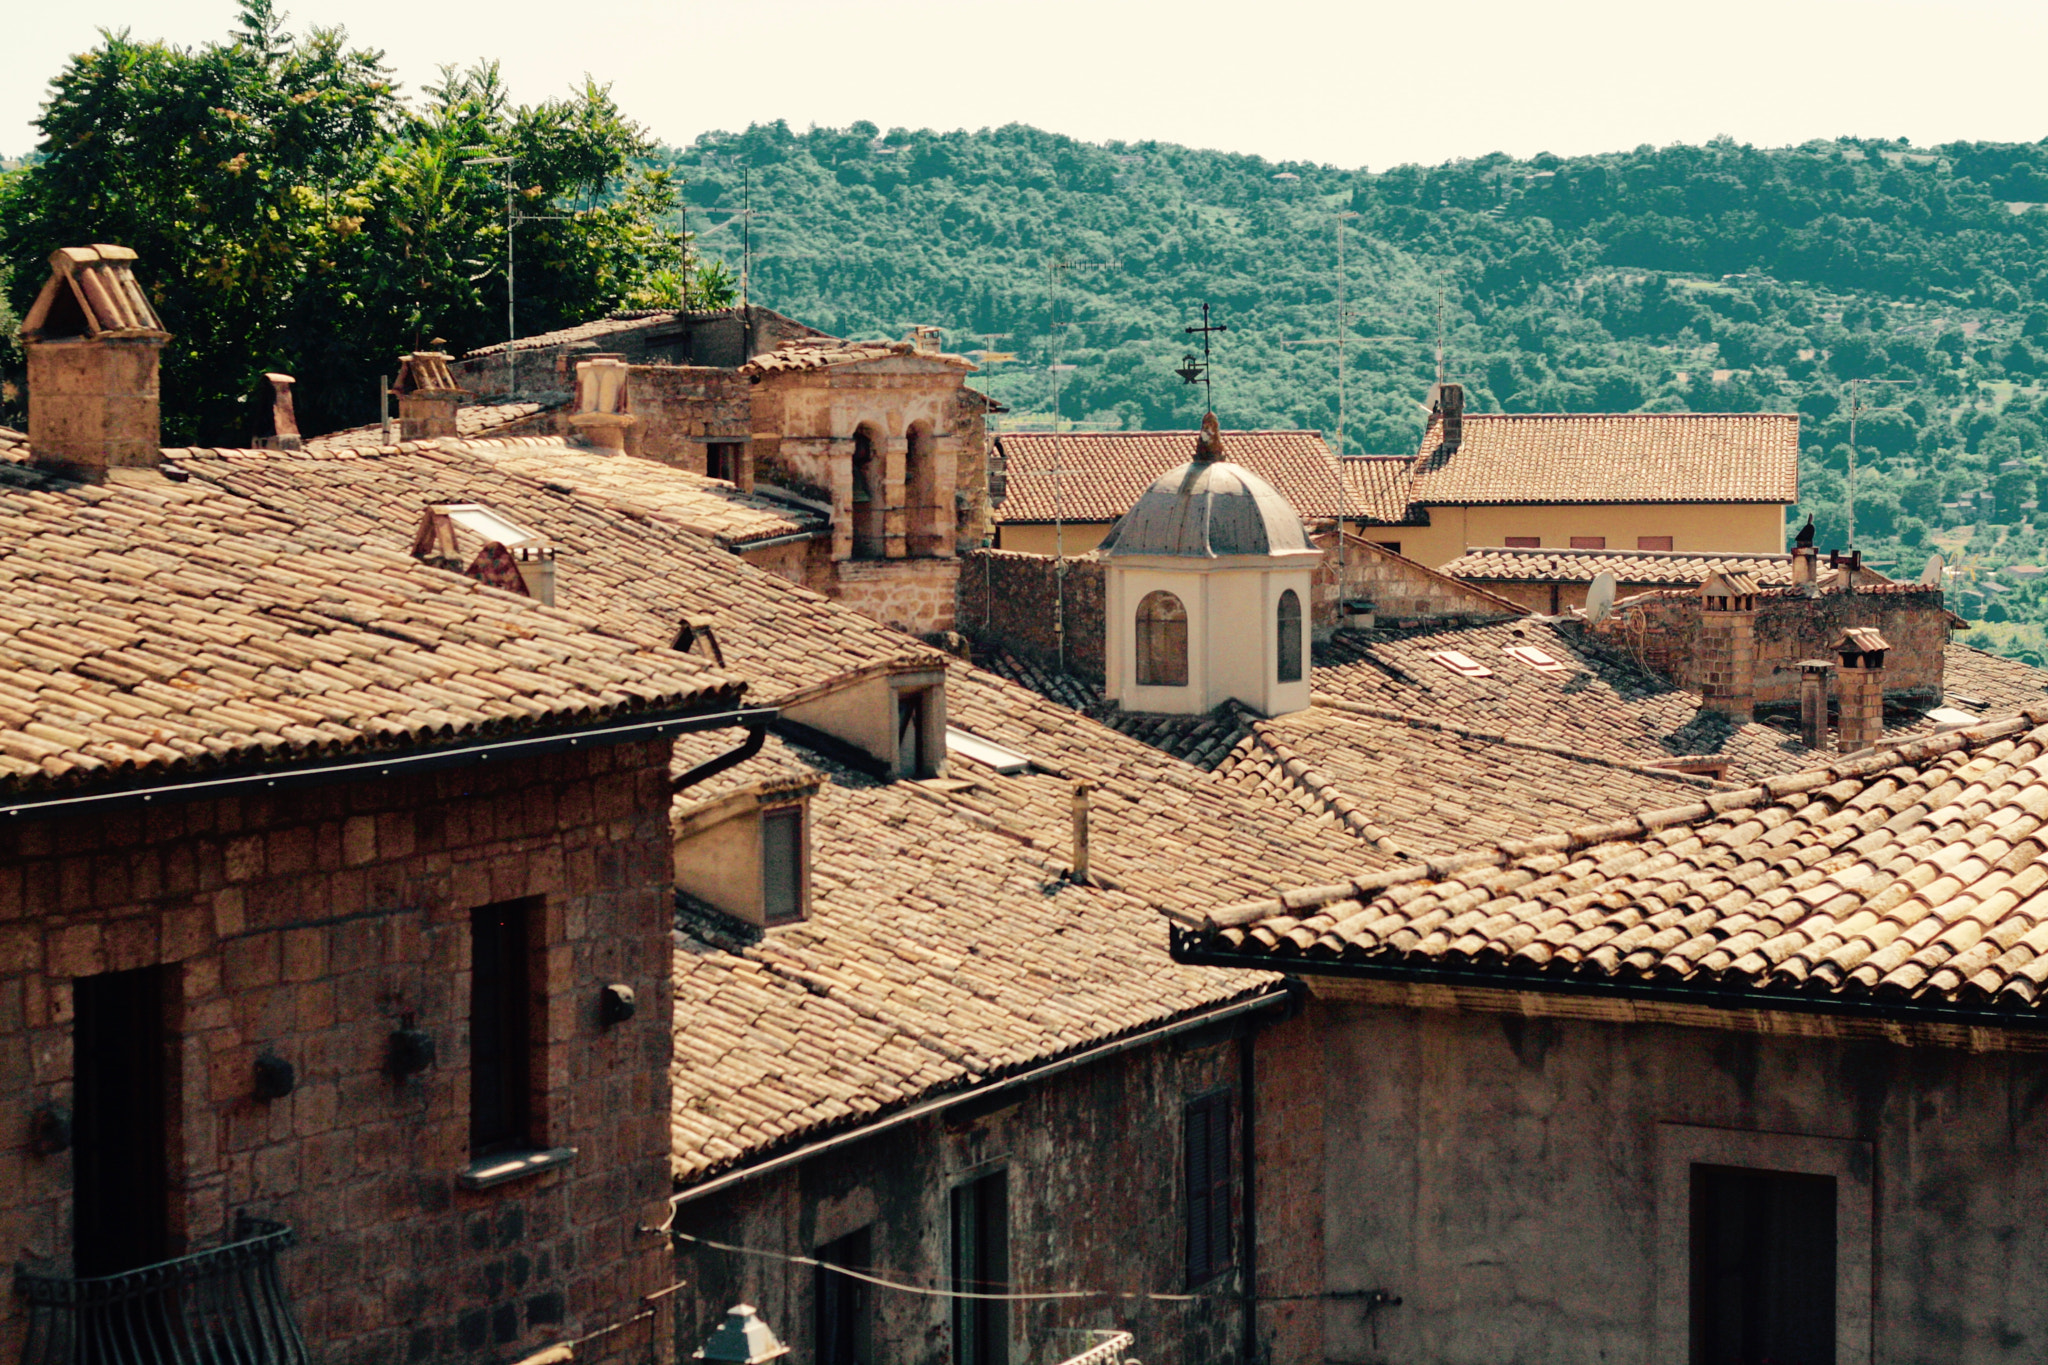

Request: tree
left=0, top=0, right=729, bottom=442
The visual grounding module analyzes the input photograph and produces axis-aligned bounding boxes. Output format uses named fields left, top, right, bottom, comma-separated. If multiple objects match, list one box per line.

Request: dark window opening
left=1373, top=541, right=1401, bottom=556
left=762, top=806, right=805, bottom=924
left=896, top=689, right=938, bottom=779
left=815, top=1226, right=873, bottom=1365
left=1505, top=535, right=1540, bottom=548
left=470, top=900, right=535, bottom=1156
left=1185, top=1092, right=1233, bottom=1286
left=951, top=1171, right=1008, bottom=1365
left=1276, top=589, right=1303, bottom=684
left=706, top=442, right=742, bottom=482
left=1690, top=1164, right=1836, bottom=1365
left=851, top=427, right=886, bottom=559
left=1136, top=590, right=1189, bottom=687
left=74, top=966, right=172, bottom=1277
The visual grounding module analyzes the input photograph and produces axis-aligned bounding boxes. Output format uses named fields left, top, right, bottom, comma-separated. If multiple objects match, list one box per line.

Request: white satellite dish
left=1417, top=381, right=1442, bottom=415
left=1585, top=571, right=1617, bottom=625
left=1920, top=552, right=1945, bottom=587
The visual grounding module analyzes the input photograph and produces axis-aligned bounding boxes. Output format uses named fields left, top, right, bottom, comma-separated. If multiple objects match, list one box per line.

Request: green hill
left=658, top=123, right=2048, bottom=658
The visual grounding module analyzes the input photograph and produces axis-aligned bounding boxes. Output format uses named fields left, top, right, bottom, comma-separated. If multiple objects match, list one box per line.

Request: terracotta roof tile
left=1338, top=456, right=1424, bottom=525
left=1413, top=413, right=1799, bottom=505
left=742, top=339, right=975, bottom=376
left=1443, top=545, right=1801, bottom=586
left=995, top=430, right=1351, bottom=524
left=303, top=402, right=557, bottom=454
left=462, top=441, right=824, bottom=546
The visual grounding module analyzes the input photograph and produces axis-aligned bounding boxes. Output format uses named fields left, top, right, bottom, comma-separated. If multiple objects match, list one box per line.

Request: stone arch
left=1276, top=588, right=1303, bottom=683
left=850, top=424, right=886, bottom=559
left=1136, top=591, right=1189, bottom=687
left=905, top=419, right=941, bottom=557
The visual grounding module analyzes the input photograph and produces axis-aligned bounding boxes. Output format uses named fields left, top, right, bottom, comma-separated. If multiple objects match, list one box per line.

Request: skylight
left=1503, top=644, right=1566, bottom=673
left=1430, top=649, right=1493, bottom=678
left=437, top=503, right=545, bottom=549
left=945, top=727, right=1032, bottom=775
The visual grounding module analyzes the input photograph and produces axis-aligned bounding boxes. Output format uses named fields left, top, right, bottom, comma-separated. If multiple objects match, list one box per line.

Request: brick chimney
left=566, top=355, right=637, bottom=453
left=19, top=244, right=169, bottom=480
left=1835, top=627, right=1889, bottom=753
left=1797, top=658, right=1833, bottom=749
left=256, top=372, right=303, bottom=450
left=1790, top=544, right=1818, bottom=596
left=393, top=352, right=465, bottom=440
left=1434, top=382, right=1464, bottom=453
left=1696, top=571, right=1759, bottom=721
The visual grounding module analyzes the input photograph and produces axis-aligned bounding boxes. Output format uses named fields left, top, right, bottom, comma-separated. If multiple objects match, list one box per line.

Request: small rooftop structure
left=1098, top=416, right=1313, bottom=560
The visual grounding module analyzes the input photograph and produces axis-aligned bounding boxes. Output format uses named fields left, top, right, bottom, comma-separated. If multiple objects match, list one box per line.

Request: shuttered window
left=1185, top=1092, right=1233, bottom=1285
left=951, top=1171, right=1009, bottom=1365
left=762, top=806, right=805, bottom=924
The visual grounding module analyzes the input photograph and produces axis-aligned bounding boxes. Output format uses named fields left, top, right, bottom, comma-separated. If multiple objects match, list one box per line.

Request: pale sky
left=8, top=0, right=2048, bottom=168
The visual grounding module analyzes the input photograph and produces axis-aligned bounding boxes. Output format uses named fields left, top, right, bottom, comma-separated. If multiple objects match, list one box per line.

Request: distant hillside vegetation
left=655, top=124, right=2048, bottom=657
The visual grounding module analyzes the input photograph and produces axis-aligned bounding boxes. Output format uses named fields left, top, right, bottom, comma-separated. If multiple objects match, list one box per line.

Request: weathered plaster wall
left=955, top=550, right=1108, bottom=683
left=0, top=744, right=679, bottom=1365
left=1397, top=502, right=1789, bottom=571
left=1289, top=992, right=2048, bottom=1365
left=670, top=1033, right=1248, bottom=1365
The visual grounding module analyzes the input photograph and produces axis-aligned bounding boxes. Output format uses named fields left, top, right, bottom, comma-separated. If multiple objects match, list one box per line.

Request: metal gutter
left=1, top=705, right=780, bottom=822
left=670, top=986, right=1293, bottom=1206
left=1168, top=935, right=2048, bottom=1034
left=729, top=528, right=825, bottom=553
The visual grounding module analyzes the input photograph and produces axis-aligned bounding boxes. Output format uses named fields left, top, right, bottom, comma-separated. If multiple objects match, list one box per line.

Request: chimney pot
left=393, top=351, right=466, bottom=441
left=1696, top=572, right=1759, bottom=721
left=568, top=356, right=637, bottom=453
left=20, top=243, right=168, bottom=479
left=1435, top=382, right=1464, bottom=453
left=1070, top=779, right=1095, bottom=885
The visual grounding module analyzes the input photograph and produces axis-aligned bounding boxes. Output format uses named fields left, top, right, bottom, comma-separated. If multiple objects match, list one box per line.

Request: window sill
left=458, top=1146, right=577, bottom=1191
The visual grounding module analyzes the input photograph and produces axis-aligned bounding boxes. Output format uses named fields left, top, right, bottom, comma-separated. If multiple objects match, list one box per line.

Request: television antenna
left=1841, top=376, right=1913, bottom=547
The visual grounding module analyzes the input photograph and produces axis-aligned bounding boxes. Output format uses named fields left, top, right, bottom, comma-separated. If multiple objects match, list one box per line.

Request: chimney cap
left=1838, top=627, right=1890, bottom=655
left=21, top=243, right=167, bottom=342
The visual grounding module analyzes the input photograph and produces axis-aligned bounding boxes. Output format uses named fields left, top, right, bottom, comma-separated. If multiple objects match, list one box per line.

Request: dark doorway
left=850, top=428, right=886, bottom=559
left=950, top=1171, right=1008, bottom=1365
left=897, top=691, right=926, bottom=779
left=1690, top=1164, right=1837, bottom=1365
left=73, top=966, right=172, bottom=1277
left=814, top=1225, right=873, bottom=1365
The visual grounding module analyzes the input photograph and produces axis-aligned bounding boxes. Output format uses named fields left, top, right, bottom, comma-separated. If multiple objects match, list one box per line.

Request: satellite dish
left=1920, top=552, right=1946, bottom=587
left=1418, top=381, right=1442, bottom=415
left=1585, top=571, right=1617, bottom=624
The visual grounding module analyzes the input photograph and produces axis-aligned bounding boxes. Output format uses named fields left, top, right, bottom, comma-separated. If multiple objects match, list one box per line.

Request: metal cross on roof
left=1176, top=301, right=1228, bottom=414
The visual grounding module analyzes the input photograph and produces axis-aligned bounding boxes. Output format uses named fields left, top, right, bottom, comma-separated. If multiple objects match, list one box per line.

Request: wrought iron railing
left=13, top=1217, right=308, bottom=1365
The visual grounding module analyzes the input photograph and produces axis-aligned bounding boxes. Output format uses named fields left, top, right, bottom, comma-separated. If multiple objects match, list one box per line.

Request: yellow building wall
left=1394, top=502, right=1788, bottom=570
left=995, top=521, right=1115, bottom=556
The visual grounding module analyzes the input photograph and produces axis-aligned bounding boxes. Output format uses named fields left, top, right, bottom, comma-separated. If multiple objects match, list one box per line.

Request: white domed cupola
left=1099, top=414, right=1320, bottom=716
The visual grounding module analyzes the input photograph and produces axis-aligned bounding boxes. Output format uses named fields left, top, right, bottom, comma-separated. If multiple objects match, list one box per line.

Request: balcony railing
left=13, top=1218, right=308, bottom=1365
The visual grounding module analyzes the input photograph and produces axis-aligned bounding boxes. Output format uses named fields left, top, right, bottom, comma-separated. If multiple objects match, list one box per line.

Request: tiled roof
left=302, top=402, right=558, bottom=454
left=1311, top=620, right=1812, bottom=782
left=1943, top=644, right=2048, bottom=714
left=460, top=441, right=824, bottom=547
left=0, top=463, right=739, bottom=799
left=1443, top=545, right=1799, bottom=586
left=993, top=430, right=1352, bottom=524
left=21, top=244, right=167, bottom=339
left=741, top=338, right=975, bottom=375
left=1412, top=413, right=1800, bottom=505
left=462, top=310, right=678, bottom=358
left=1339, top=456, right=1425, bottom=525
left=1175, top=710, right=2048, bottom=1020
left=0, top=428, right=27, bottom=464
left=170, top=438, right=932, bottom=704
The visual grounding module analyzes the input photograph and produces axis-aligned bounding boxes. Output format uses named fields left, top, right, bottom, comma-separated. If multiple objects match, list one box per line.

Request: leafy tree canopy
left=0, top=0, right=730, bottom=441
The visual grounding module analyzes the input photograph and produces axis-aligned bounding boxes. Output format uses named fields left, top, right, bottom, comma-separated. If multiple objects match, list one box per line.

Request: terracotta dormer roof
left=19, top=244, right=168, bottom=341
left=1412, top=412, right=1800, bottom=506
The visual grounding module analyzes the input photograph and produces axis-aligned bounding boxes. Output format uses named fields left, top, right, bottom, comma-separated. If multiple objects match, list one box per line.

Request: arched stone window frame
left=904, top=419, right=940, bottom=557
left=1136, top=590, right=1190, bottom=687
left=1276, top=588, right=1303, bottom=684
left=850, top=423, right=886, bottom=559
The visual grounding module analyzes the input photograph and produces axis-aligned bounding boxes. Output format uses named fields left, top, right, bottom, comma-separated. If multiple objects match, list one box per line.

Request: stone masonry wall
left=627, top=367, right=752, bottom=475
left=831, top=556, right=962, bottom=634
left=672, top=1027, right=1249, bottom=1365
left=1596, top=585, right=1951, bottom=706
left=955, top=549, right=1108, bottom=683
left=1318, top=535, right=1525, bottom=628
left=0, top=743, right=679, bottom=1365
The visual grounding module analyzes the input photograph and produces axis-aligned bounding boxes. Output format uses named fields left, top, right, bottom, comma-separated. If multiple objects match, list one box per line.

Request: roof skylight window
left=439, top=503, right=545, bottom=549
left=1503, top=644, right=1566, bottom=673
left=945, top=727, right=1033, bottom=775
left=1430, top=649, right=1493, bottom=678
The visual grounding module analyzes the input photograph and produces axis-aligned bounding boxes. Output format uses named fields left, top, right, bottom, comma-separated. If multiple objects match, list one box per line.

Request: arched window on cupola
left=1276, top=589, right=1303, bottom=683
left=1136, top=591, right=1189, bottom=686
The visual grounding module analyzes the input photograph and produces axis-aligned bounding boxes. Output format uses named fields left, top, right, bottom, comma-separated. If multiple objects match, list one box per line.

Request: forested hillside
left=657, top=123, right=2048, bottom=656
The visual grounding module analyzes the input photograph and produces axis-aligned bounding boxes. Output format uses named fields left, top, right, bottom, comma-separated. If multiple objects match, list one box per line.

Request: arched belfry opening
left=1098, top=414, right=1318, bottom=717
left=905, top=421, right=941, bottom=557
left=850, top=425, right=886, bottom=559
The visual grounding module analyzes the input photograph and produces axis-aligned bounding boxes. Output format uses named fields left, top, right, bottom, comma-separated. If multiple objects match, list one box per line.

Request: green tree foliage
left=0, top=0, right=728, bottom=442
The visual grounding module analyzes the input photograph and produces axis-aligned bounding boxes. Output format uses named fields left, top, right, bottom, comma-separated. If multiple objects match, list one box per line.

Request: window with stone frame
left=951, top=1171, right=1009, bottom=1365
left=1136, top=590, right=1189, bottom=687
left=1689, top=1164, right=1836, bottom=1364
left=1276, top=589, right=1303, bottom=683
left=1185, top=1091, right=1233, bottom=1285
left=761, top=805, right=806, bottom=925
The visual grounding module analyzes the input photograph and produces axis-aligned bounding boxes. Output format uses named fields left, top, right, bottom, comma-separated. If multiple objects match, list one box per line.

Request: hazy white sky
left=8, top=0, right=2047, bottom=167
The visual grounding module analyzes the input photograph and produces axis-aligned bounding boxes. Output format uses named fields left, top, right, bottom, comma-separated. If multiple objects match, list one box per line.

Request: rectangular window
left=816, top=1226, right=873, bottom=1365
left=1185, top=1092, right=1233, bottom=1285
left=1372, top=541, right=1401, bottom=556
left=706, top=442, right=741, bottom=482
left=470, top=900, right=535, bottom=1156
left=1639, top=535, right=1675, bottom=551
left=1570, top=535, right=1607, bottom=550
left=1690, top=1164, right=1836, bottom=1365
left=1504, top=535, right=1540, bottom=548
left=951, top=1171, right=1009, bottom=1365
left=73, top=966, right=171, bottom=1276
left=762, top=806, right=806, bottom=924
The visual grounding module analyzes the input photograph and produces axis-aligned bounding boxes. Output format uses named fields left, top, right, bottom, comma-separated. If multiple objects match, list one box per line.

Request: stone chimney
left=1790, top=544, right=1818, bottom=596
left=1797, top=659, right=1834, bottom=749
left=1435, top=382, right=1464, bottom=453
left=1696, top=571, right=1759, bottom=721
left=392, top=352, right=465, bottom=440
left=256, top=372, right=303, bottom=450
left=566, top=355, right=636, bottom=453
left=1835, top=627, right=1889, bottom=754
left=20, top=244, right=169, bottom=480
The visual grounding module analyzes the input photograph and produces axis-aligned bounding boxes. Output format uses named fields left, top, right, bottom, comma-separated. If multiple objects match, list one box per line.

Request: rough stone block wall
left=627, top=367, right=752, bottom=473
left=951, top=393, right=993, bottom=548
left=955, top=549, right=1108, bottom=683
left=1253, top=1008, right=1325, bottom=1365
left=671, top=1032, right=1247, bottom=1365
left=1696, top=610, right=1756, bottom=718
left=0, top=744, right=680, bottom=1365
left=1598, top=586, right=1951, bottom=705
left=831, top=556, right=962, bottom=634
left=1319, top=536, right=1524, bottom=626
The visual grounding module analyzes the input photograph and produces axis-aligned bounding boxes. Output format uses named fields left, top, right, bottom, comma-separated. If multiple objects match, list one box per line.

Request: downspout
left=1240, top=1016, right=1260, bottom=1365
left=671, top=719, right=769, bottom=792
